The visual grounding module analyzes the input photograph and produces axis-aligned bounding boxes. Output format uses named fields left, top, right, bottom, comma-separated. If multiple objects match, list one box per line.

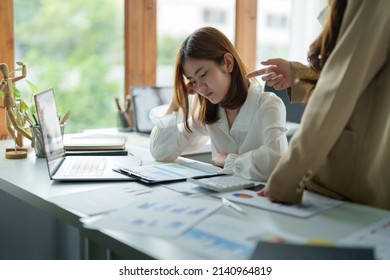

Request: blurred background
left=10, top=0, right=325, bottom=133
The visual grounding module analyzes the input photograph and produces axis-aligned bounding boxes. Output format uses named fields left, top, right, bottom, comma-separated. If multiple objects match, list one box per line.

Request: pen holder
left=30, top=124, right=65, bottom=158
left=30, top=125, right=45, bottom=158
left=117, top=111, right=133, bottom=132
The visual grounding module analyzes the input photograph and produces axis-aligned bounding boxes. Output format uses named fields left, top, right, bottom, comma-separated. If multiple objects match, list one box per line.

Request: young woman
left=247, top=0, right=390, bottom=210
left=149, top=27, right=288, bottom=182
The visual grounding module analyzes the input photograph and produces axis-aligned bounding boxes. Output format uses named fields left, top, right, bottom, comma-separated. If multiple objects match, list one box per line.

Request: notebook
left=63, top=133, right=128, bottom=155
left=64, top=136, right=126, bottom=151
left=131, top=86, right=173, bottom=134
left=34, top=88, right=141, bottom=181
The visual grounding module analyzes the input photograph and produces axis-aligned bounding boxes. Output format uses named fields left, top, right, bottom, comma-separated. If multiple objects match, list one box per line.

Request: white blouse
left=149, top=84, right=288, bottom=181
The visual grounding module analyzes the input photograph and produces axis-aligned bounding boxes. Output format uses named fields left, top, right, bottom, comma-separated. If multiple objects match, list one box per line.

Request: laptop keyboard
left=65, top=157, right=107, bottom=177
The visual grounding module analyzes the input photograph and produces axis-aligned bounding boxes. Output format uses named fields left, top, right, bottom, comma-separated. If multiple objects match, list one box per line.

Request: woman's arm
left=264, top=0, right=389, bottom=204
left=149, top=112, right=208, bottom=162
left=224, top=94, right=288, bottom=181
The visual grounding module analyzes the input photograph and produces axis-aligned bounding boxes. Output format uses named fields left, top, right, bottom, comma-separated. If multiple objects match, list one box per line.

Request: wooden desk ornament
left=0, top=62, right=32, bottom=159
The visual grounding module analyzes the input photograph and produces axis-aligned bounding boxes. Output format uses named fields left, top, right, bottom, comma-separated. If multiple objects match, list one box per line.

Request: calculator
left=187, top=175, right=255, bottom=192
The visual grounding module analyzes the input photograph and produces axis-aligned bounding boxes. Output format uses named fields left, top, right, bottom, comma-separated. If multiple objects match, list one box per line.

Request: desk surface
left=1, top=133, right=390, bottom=260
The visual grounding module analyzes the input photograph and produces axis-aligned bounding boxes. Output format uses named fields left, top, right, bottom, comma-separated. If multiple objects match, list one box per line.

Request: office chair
left=264, top=83, right=306, bottom=140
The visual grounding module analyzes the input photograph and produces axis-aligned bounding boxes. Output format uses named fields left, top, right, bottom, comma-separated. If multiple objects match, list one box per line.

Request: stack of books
left=63, top=133, right=128, bottom=155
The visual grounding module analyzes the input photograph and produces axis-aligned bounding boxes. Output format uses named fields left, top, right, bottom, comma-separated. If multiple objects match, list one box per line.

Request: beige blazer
left=267, top=0, right=390, bottom=210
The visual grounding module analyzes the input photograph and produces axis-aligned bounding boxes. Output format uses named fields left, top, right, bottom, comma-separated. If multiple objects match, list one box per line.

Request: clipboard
left=113, top=161, right=222, bottom=184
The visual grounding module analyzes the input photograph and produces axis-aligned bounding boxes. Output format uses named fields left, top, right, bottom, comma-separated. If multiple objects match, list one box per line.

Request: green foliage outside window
left=14, top=0, right=124, bottom=133
left=157, top=35, right=185, bottom=66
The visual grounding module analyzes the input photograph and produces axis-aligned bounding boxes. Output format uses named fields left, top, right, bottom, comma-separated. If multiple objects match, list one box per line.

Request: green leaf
left=20, top=99, right=29, bottom=111
left=8, top=67, right=22, bottom=76
left=13, top=86, right=22, bottom=98
left=26, top=80, right=38, bottom=93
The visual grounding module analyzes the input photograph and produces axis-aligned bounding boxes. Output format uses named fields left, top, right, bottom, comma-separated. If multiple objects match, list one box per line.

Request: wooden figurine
left=0, top=62, right=32, bottom=159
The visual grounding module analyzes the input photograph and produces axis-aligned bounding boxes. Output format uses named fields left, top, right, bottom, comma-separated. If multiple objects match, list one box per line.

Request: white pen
left=221, top=197, right=245, bottom=214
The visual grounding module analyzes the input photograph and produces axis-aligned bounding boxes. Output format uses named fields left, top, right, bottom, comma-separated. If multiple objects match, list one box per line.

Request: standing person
left=149, top=27, right=288, bottom=181
left=247, top=0, right=390, bottom=210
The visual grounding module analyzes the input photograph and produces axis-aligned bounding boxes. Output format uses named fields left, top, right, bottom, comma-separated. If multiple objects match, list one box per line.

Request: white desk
left=1, top=135, right=389, bottom=259
left=73, top=128, right=213, bottom=163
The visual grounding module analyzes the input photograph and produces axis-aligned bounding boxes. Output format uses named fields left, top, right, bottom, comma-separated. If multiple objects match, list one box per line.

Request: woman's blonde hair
left=173, top=27, right=251, bottom=132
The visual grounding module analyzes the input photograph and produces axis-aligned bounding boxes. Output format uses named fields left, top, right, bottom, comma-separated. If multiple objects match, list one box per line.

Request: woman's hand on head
left=165, top=103, right=175, bottom=115
left=165, top=97, right=181, bottom=115
left=246, top=58, right=291, bottom=90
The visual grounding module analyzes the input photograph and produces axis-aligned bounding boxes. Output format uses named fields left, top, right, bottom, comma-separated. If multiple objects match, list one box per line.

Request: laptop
left=131, top=86, right=173, bottom=134
left=34, top=88, right=142, bottom=181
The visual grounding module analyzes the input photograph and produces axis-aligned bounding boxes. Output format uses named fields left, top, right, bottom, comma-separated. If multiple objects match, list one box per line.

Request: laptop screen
left=131, top=86, right=173, bottom=134
left=34, top=88, right=66, bottom=177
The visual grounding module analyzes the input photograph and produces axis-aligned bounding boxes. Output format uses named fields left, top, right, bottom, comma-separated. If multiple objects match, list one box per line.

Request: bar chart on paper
left=85, top=193, right=222, bottom=237
left=338, top=217, right=390, bottom=260
left=172, top=215, right=259, bottom=259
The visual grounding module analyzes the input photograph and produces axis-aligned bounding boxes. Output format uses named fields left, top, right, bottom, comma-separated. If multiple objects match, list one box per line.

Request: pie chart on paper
left=231, top=193, right=253, bottom=199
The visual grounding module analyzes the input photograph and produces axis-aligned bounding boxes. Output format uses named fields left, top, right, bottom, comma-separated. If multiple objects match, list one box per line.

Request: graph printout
left=338, top=217, right=390, bottom=260
left=86, top=193, right=222, bottom=237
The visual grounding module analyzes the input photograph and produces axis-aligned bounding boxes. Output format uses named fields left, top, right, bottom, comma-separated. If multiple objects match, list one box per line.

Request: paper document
left=338, top=217, right=390, bottom=260
left=171, top=214, right=265, bottom=259
left=216, top=190, right=344, bottom=218
left=85, top=193, right=222, bottom=237
left=162, top=181, right=211, bottom=195
left=48, top=183, right=153, bottom=216
left=172, top=214, right=307, bottom=259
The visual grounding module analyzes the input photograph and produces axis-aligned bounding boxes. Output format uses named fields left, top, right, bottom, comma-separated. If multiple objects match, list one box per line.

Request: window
left=156, top=0, right=235, bottom=86
left=266, top=14, right=288, bottom=29
left=203, top=9, right=228, bottom=24
left=256, top=0, right=327, bottom=70
left=13, top=0, right=124, bottom=133
left=1, top=0, right=255, bottom=136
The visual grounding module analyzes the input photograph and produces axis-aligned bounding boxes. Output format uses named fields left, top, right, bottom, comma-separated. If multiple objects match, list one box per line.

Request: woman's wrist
left=165, top=97, right=182, bottom=115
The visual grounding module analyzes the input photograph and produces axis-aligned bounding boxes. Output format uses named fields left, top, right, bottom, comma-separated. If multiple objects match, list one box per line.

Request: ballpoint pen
left=23, top=113, right=34, bottom=126
left=124, top=95, right=134, bottom=127
left=221, top=197, right=245, bottom=214
left=32, top=114, right=39, bottom=125
left=112, top=168, right=131, bottom=176
left=115, top=97, right=123, bottom=112
left=59, top=111, right=70, bottom=125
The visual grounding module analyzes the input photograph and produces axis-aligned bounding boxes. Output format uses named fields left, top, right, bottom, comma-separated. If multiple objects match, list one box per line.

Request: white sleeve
left=149, top=107, right=209, bottom=162
left=223, top=95, right=288, bottom=181
left=149, top=104, right=178, bottom=128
